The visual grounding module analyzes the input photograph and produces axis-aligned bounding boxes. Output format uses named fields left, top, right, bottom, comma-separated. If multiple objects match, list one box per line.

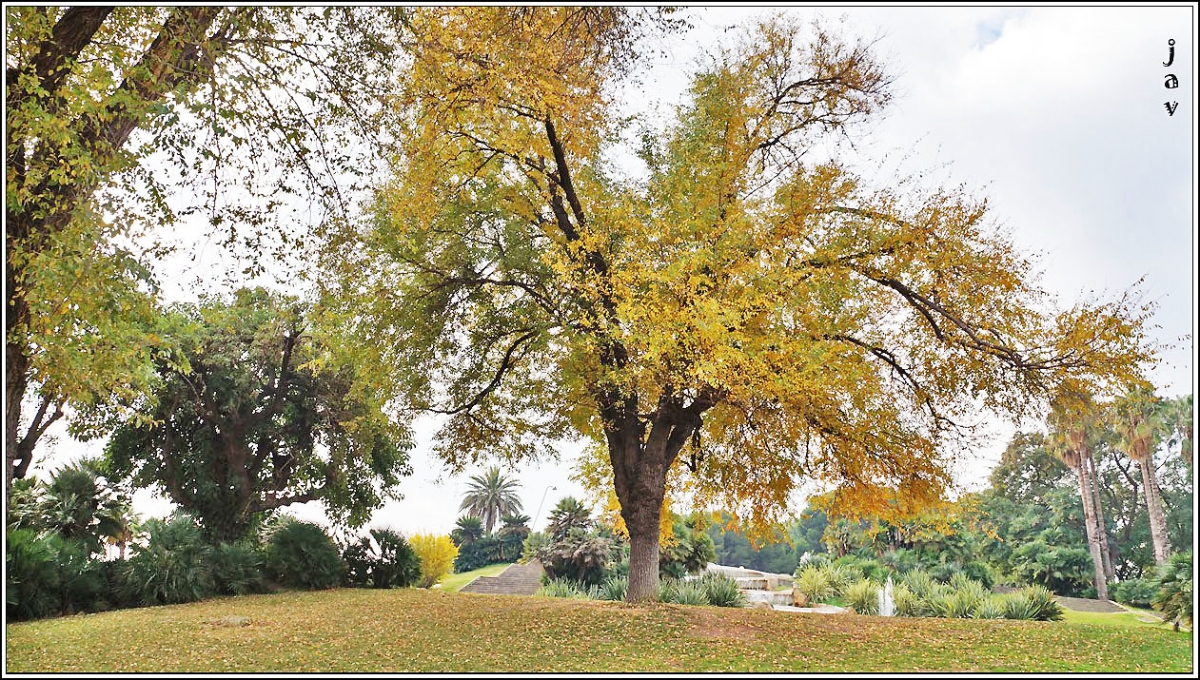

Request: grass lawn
left=6, top=589, right=1193, bottom=673
left=439, top=563, right=513, bottom=593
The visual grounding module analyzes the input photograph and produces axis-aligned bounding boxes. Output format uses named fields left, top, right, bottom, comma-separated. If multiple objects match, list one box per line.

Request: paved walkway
left=458, top=560, right=545, bottom=596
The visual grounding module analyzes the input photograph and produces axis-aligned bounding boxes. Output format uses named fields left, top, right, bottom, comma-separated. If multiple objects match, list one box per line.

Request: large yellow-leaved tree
left=323, top=9, right=1154, bottom=601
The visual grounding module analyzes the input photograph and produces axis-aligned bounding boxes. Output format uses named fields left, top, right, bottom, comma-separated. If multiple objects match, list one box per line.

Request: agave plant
left=597, top=575, right=628, bottom=601
left=795, top=565, right=835, bottom=604
left=671, top=581, right=710, bottom=606
left=537, top=577, right=589, bottom=599
left=845, top=579, right=880, bottom=615
left=975, top=595, right=1008, bottom=619
left=700, top=573, right=746, bottom=608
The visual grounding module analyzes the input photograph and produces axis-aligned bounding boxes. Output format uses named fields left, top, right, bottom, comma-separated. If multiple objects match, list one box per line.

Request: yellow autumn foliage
left=410, top=534, right=459, bottom=589
left=325, top=8, right=1155, bottom=564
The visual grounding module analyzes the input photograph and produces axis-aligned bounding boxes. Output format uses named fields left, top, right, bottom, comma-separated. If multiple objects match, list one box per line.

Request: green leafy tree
left=458, top=467, right=523, bottom=534
left=4, top=7, right=411, bottom=496
left=104, top=288, right=412, bottom=541
left=325, top=9, right=1153, bottom=601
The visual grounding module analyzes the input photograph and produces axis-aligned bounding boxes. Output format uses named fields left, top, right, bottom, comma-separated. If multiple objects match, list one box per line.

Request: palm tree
left=498, top=513, right=531, bottom=540
left=97, top=498, right=139, bottom=560
left=1164, top=394, right=1193, bottom=467
left=546, top=496, right=591, bottom=540
left=1047, top=393, right=1112, bottom=599
left=1111, top=386, right=1172, bottom=565
left=452, top=515, right=485, bottom=545
left=459, top=467, right=523, bottom=534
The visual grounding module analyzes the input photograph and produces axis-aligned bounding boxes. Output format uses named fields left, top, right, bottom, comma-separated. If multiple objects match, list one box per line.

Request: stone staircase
left=458, top=560, right=545, bottom=596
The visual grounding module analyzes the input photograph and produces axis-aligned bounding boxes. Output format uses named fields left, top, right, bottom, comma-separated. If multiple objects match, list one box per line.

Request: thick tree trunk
left=4, top=335, right=28, bottom=496
left=614, top=441, right=669, bottom=602
left=1138, top=458, right=1173, bottom=565
left=606, top=395, right=708, bottom=603
left=1075, top=461, right=1108, bottom=600
left=627, top=519, right=662, bottom=601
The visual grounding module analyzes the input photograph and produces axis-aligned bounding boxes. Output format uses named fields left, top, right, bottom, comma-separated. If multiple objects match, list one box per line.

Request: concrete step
left=459, top=560, right=545, bottom=596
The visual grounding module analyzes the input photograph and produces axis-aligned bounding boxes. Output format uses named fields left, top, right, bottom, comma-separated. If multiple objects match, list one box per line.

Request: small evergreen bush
left=1004, top=585, right=1063, bottom=621
left=210, top=542, right=266, bottom=595
left=1151, top=551, right=1192, bottom=632
left=121, top=515, right=216, bottom=606
left=891, top=583, right=921, bottom=617
left=265, top=520, right=344, bottom=590
left=5, top=528, right=62, bottom=620
left=900, top=569, right=937, bottom=599
left=370, top=529, right=422, bottom=588
left=659, top=578, right=679, bottom=603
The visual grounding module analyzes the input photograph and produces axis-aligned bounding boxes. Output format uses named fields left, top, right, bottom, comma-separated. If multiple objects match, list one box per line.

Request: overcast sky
left=34, top=5, right=1196, bottom=536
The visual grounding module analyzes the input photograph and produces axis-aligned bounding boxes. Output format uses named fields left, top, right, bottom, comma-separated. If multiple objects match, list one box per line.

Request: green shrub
left=370, top=529, right=422, bottom=588
left=845, top=579, right=879, bottom=615
left=521, top=531, right=551, bottom=564
left=1151, top=551, right=1193, bottom=632
left=5, top=528, right=62, bottom=620
left=659, top=578, right=679, bottom=603
left=944, top=590, right=980, bottom=618
left=928, top=561, right=960, bottom=584
left=949, top=575, right=990, bottom=614
left=453, top=535, right=504, bottom=573
left=1004, top=585, right=1063, bottom=621
left=891, top=584, right=921, bottom=617
left=880, top=549, right=919, bottom=575
left=265, top=520, right=344, bottom=590
left=795, top=565, right=835, bottom=604
left=210, top=542, right=266, bottom=595
left=959, top=561, right=994, bottom=589
left=670, top=581, right=710, bottom=606
left=538, top=577, right=589, bottom=598
left=900, top=569, right=937, bottom=599
left=976, top=595, right=1008, bottom=619
left=700, top=573, right=745, bottom=608
left=597, top=575, right=628, bottom=601
left=834, top=555, right=886, bottom=583
left=56, top=538, right=107, bottom=614
left=121, top=515, right=216, bottom=606
left=1002, top=592, right=1037, bottom=620
left=825, top=563, right=859, bottom=595
left=342, top=537, right=375, bottom=587
left=1112, top=577, right=1157, bottom=609
left=947, top=571, right=978, bottom=593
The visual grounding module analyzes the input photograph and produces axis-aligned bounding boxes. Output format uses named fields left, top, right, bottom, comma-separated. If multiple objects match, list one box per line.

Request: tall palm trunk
left=1137, top=456, right=1172, bottom=565
left=1066, top=433, right=1109, bottom=601
left=1075, top=461, right=1109, bottom=600
left=1084, top=448, right=1115, bottom=580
